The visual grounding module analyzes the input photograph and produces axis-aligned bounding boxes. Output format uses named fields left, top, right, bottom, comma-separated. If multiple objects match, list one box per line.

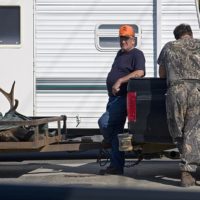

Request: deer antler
left=0, top=81, right=19, bottom=112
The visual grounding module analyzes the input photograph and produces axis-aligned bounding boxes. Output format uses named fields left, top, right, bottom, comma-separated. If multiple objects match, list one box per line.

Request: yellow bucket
left=118, top=133, right=133, bottom=151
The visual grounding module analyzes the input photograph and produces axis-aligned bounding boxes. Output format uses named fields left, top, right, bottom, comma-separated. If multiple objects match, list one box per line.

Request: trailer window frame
left=0, top=5, right=21, bottom=48
left=95, top=23, right=141, bottom=52
left=196, top=0, right=200, bottom=27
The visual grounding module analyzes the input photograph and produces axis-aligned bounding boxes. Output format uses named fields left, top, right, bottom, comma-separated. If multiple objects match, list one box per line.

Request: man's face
left=120, top=36, right=135, bottom=52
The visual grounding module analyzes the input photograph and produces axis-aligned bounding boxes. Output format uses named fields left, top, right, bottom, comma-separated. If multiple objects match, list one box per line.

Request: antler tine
left=0, top=81, right=18, bottom=110
left=10, top=81, right=15, bottom=107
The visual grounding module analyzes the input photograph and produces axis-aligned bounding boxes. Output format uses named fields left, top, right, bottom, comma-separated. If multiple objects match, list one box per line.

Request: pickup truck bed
left=127, top=78, right=173, bottom=145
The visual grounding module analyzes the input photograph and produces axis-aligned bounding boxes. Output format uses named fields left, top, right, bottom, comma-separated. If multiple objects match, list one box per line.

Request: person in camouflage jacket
left=157, top=24, right=200, bottom=187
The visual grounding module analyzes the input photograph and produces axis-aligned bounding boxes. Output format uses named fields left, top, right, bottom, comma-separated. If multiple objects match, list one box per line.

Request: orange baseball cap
left=119, top=25, right=135, bottom=37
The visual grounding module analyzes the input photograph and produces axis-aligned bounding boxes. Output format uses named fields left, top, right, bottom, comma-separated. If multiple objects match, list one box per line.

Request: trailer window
left=0, top=6, right=21, bottom=46
left=95, top=24, right=140, bottom=51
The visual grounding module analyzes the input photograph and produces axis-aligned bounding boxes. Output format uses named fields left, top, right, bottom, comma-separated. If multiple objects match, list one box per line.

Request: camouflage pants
left=166, top=81, right=200, bottom=172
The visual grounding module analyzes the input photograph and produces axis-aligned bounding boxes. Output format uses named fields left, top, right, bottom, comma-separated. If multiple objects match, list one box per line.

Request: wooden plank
left=40, top=142, right=102, bottom=152
left=0, top=141, right=101, bottom=153
left=0, top=135, right=62, bottom=150
left=0, top=141, right=44, bottom=150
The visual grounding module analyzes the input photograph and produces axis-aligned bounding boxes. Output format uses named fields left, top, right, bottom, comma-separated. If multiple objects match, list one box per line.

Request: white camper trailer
left=0, top=0, right=200, bottom=131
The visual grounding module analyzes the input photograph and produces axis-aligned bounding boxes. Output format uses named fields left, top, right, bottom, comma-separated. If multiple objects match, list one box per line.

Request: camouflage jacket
left=157, top=38, right=200, bottom=85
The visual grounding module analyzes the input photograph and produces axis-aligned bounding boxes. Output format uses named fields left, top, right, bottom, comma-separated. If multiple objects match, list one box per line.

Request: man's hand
left=112, top=79, right=122, bottom=95
left=111, top=70, right=144, bottom=96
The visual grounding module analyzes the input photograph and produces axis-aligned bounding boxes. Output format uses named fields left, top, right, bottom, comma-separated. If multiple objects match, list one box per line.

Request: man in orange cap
left=98, top=24, right=146, bottom=175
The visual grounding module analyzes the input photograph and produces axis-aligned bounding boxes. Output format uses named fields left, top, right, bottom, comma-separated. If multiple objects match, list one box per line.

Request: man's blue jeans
left=98, top=96, right=127, bottom=173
